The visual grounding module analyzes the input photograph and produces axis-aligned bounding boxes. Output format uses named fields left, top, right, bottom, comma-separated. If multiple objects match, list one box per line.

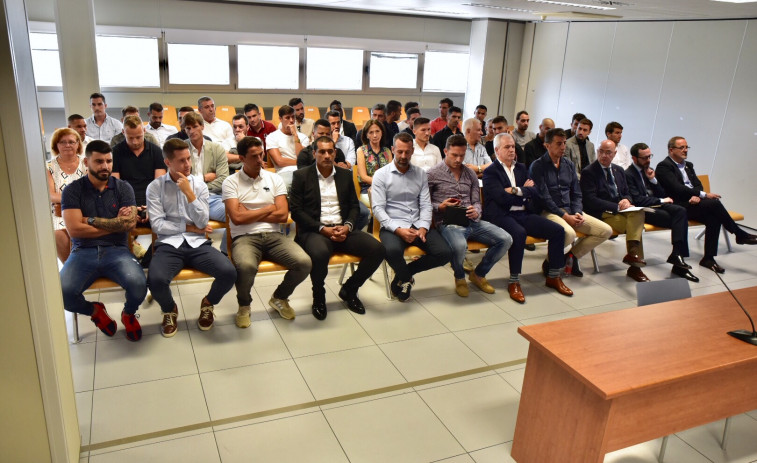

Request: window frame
left=95, top=34, right=162, bottom=90
left=367, top=51, right=421, bottom=91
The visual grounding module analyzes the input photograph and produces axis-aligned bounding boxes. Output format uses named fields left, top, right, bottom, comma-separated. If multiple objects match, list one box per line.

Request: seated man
left=86, top=92, right=122, bottom=144
left=564, top=118, right=595, bottom=176
left=67, top=113, right=94, bottom=149
left=228, top=113, right=249, bottom=172
left=530, top=128, right=612, bottom=277
left=222, top=136, right=312, bottom=326
left=328, top=100, right=357, bottom=142
left=401, top=107, right=421, bottom=137
left=656, top=136, right=757, bottom=273
left=523, top=118, right=554, bottom=168
left=144, top=102, right=178, bottom=146
left=244, top=103, right=277, bottom=151
left=266, top=105, right=310, bottom=189
left=580, top=140, right=650, bottom=282
left=484, top=116, right=526, bottom=165
left=411, top=117, right=442, bottom=172
left=198, top=96, right=235, bottom=150
left=146, top=139, right=236, bottom=337
left=625, top=143, right=699, bottom=282
left=59, top=141, right=146, bottom=341
left=110, top=106, right=160, bottom=147
left=427, top=134, right=511, bottom=297
left=372, top=132, right=452, bottom=301
left=297, top=119, right=347, bottom=169
left=165, top=107, right=212, bottom=143
left=326, top=110, right=356, bottom=167
left=462, top=118, right=491, bottom=177
left=290, top=136, right=386, bottom=320
left=431, top=106, right=463, bottom=153
left=483, top=133, right=572, bottom=303
left=183, top=112, right=229, bottom=223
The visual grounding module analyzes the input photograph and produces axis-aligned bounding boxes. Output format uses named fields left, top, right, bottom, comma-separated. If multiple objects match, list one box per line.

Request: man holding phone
left=427, top=134, right=512, bottom=297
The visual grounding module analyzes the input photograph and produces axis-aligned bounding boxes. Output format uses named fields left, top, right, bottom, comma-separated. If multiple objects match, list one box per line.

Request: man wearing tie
left=580, top=139, right=649, bottom=282
left=625, top=143, right=699, bottom=282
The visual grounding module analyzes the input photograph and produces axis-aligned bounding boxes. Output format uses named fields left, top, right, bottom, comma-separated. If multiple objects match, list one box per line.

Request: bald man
left=523, top=118, right=554, bottom=168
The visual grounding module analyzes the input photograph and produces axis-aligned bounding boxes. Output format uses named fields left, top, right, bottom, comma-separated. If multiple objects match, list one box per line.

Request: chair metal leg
left=658, top=435, right=669, bottom=463
left=338, top=263, right=349, bottom=285
left=73, top=312, right=81, bottom=344
left=721, top=416, right=732, bottom=450
left=723, top=227, right=733, bottom=252
left=695, top=228, right=705, bottom=240
left=382, top=262, right=393, bottom=300
left=590, top=249, right=600, bottom=273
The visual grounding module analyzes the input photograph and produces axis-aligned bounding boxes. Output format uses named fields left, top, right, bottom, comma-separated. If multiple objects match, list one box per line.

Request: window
left=306, top=47, right=363, bottom=90
left=96, top=36, right=160, bottom=87
left=29, top=32, right=62, bottom=87
left=238, top=45, right=299, bottom=89
left=167, top=43, right=229, bottom=85
left=369, top=52, right=418, bottom=89
left=422, top=51, right=470, bottom=93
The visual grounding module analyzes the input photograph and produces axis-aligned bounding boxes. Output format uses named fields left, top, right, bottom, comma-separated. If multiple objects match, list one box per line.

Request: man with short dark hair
left=86, top=92, right=122, bottom=143
left=165, top=107, right=212, bottom=143
left=402, top=108, right=421, bottom=137
left=59, top=140, right=146, bottom=341
left=428, top=134, right=511, bottom=298
left=244, top=103, right=276, bottom=151
left=329, top=100, right=357, bottom=141
left=411, top=117, right=442, bottom=171
left=484, top=116, right=525, bottom=164
left=183, top=112, right=229, bottom=222
left=290, top=136, right=385, bottom=320
left=289, top=97, right=314, bottom=140
left=144, top=102, right=178, bottom=146
left=430, top=98, right=454, bottom=135
left=198, top=96, right=235, bottom=151
left=523, top=118, right=554, bottom=167
left=223, top=136, right=312, bottom=326
left=565, top=118, right=595, bottom=175
left=228, top=114, right=250, bottom=170
left=372, top=132, right=451, bottom=301
left=110, top=106, right=160, bottom=147
left=431, top=106, right=462, bottom=153
left=297, top=119, right=348, bottom=169
left=605, top=121, right=631, bottom=169
left=267, top=105, right=309, bottom=188
left=67, top=114, right=93, bottom=148
left=397, top=101, right=419, bottom=132
left=565, top=112, right=586, bottom=139
left=146, top=139, right=236, bottom=336
left=385, top=100, right=402, bottom=140
left=474, top=105, right=488, bottom=137
left=326, top=110, right=355, bottom=166
left=512, top=111, right=535, bottom=148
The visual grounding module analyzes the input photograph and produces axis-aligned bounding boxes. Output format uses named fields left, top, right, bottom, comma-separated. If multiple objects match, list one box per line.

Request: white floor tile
left=66, top=308, right=98, bottom=344
left=295, top=345, right=406, bottom=400
left=497, top=285, right=578, bottom=321
left=89, top=375, right=209, bottom=445
left=551, top=276, right=628, bottom=310
left=435, top=454, right=475, bottom=462
left=272, top=309, right=375, bottom=357
left=417, top=292, right=516, bottom=331
left=419, top=375, right=520, bottom=452
left=353, top=300, right=449, bottom=344
left=255, top=279, right=341, bottom=320
left=380, top=333, right=486, bottom=382
left=70, top=341, right=96, bottom=392
left=519, top=309, right=584, bottom=325
left=200, top=359, right=314, bottom=421
left=676, top=414, right=757, bottom=463
left=455, top=322, right=529, bottom=365
left=604, top=435, right=711, bottom=463
left=215, top=411, right=349, bottom=463
left=405, top=265, right=459, bottom=300
left=88, top=432, right=220, bottom=463
left=76, top=391, right=92, bottom=446
left=470, top=442, right=517, bottom=463
left=323, top=392, right=465, bottom=463
left=189, top=319, right=291, bottom=373
left=499, top=368, right=526, bottom=394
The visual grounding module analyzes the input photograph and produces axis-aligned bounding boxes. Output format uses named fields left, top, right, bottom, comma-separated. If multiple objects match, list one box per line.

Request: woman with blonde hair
left=47, top=127, right=86, bottom=263
left=355, top=119, right=392, bottom=206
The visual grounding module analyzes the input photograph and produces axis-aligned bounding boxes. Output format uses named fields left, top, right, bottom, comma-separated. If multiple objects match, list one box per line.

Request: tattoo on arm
left=92, top=207, right=137, bottom=232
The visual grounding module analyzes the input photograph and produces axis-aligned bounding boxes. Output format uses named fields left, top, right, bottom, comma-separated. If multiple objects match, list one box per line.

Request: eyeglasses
left=672, top=146, right=690, bottom=150
left=58, top=140, right=79, bottom=146
left=636, top=154, right=654, bottom=161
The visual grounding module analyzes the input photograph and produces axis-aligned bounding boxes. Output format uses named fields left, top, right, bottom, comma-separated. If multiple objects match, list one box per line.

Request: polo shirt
left=266, top=129, right=310, bottom=175
left=85, top=115, right=123, bottom=144
left=203, top=118, right=235, bottom=151
left=247, top=120, right=277, bottom=151
left=112, top=140, right=165, bottom=206
left=221, top=168, right=287, bottom=237
left=61, top=175, right=136, bottom=249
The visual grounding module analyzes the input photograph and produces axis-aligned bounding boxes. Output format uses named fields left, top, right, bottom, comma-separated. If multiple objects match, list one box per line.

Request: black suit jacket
left=523, top=135, right=546, bottom=167
left=342, top=120, right=357, bottom=142
left=485, top=140, right=525, bottom=164
left=580, top=160, right=633, bottom=218
left=655, top=156, right=704, bottom=205
left=290, top=164, right=359, bottom=238
left=481, top=161, right=538, bottom=225
left=624, top=164, right=666, bottom=207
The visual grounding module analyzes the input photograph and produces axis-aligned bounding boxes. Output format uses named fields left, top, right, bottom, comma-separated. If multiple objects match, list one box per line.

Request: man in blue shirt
left=146, top=139, right=237, bottom=337
left=372, top=132, right=451, bottom=301
left=59, top=141, right=147, bottom=341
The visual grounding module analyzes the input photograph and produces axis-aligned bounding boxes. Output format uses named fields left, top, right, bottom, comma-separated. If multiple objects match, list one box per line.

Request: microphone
left=713, top=271, right=757, bottom=346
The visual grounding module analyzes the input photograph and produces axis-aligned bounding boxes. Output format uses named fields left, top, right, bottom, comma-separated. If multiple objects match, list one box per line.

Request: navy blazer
left=580, top=160, right=633, bottom=218
left=289, top=164, right=359, bottom=237
left=481, top=160, right=538, bottom=225
left=624, top=164, right=667, bottom=207
left=655, top=156, right=704, bottom=205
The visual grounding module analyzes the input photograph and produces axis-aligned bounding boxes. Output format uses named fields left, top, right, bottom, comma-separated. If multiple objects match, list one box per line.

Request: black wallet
left=444, top=205, right=470, bottom=227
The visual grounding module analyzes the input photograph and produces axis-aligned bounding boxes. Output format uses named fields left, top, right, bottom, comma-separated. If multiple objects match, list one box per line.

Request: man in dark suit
left=290, top=136, right=386, bottom=320
left=656, top=136, right=757, bottom=273
left=580, top=139, right=649, bottom=282
left=523, top=117, right=554, bottom=168
left=483, top=133, right=572, bottom=303
left=625, top=143, right=698, bottom=282
left=329, top=100, right=357, bottom=142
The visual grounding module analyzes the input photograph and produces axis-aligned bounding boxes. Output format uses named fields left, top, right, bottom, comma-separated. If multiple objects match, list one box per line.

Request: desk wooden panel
left=511, top=287, right=757, bottom=463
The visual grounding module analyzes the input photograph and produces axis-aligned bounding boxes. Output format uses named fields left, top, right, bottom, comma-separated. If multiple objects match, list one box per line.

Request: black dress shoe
left=541, top=259, right=549, bottom=277
left=667, top=255, right=692, bottom=269
left=525, top=243, right=536, bottom=251
left=312, top=300, right=327, bottom=320
left=567, top=253, right=583, bottom=278
left=736, top=234, right=757, bottom=245
left=338, top=287, right=366, bottom=315
left=699, top=258, right=725, bottom=274
left=671, top=265, right=699, bottom=282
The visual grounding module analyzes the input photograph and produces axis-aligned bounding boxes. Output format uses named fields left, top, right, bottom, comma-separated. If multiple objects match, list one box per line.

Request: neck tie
left=604, top=167, right=618, bottom=199
left=638, top=168, right=649, bottom=196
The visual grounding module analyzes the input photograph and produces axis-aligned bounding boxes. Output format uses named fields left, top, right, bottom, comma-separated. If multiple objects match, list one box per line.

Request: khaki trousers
left=542, top=212, right=613, bottom=259
left=602, top=210, right=646, bottom=257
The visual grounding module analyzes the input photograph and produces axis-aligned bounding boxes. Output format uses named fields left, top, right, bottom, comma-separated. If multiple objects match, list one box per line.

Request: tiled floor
left=69, top=228, right=757, bottom=462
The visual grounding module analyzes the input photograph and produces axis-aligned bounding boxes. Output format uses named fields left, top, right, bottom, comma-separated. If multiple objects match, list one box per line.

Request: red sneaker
left=121, top=310, right=142, bottom=342
left=90, top=302, right=116, bottom=336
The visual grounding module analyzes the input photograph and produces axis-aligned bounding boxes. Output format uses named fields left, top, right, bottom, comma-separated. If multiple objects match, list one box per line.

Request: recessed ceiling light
left=527, top=0, right=616, bottom=10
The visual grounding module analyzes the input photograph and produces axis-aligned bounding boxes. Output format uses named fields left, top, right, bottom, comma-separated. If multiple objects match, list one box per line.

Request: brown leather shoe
left=508, top=282, right=525, bottom=304
left=161, top=305, right=179, bottom=338
left=627, top=266, right=650, bottom=282
left=622, top=253, right=647, bottom=267
left=545, top=277, right=573, bottom=296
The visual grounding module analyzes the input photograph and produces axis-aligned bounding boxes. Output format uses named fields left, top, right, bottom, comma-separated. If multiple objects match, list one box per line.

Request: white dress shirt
left=611, top=143, right=632, bottom=170
left=146, top=173, right=209, bottom=248
left=411, top=140, right=443, bottom=171
left=317, top=167, right=342, bottom=226
left=145, top=123, right=179, bottom=146
left=336, top=135, right=356, bottom=166
left=498, top=159, right=525, bottom=211
left=203, top=118, right=235, bottom=151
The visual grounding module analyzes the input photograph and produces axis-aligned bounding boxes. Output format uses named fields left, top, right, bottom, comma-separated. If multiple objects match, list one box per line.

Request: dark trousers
left=148, top=241, right=236, bottom=313
left=379, top=228, right=451, bottom=282
left=297, top=230, right=386, bottom=299
left=493, top=211, right=565, bottom=275
left=645, top=203, right=689, bottom=257
left=684, top=198, right=744, bottom=257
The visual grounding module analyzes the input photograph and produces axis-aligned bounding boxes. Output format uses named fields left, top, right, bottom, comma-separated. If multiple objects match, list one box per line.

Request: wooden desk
left=511, top=287, right=757, bottom=463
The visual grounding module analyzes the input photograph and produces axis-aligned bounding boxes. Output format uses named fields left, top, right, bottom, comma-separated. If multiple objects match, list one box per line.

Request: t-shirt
left=221, top=168, right=287, bottom=237
left=112, top=140, right=165, bottom=205
left=266, top=129, right=310, bottom=174
left=61, top=175, right=136, bottom=249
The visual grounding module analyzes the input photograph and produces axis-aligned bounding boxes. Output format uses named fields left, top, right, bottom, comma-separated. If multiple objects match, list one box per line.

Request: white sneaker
left=235, top=306, right=251, bottom=328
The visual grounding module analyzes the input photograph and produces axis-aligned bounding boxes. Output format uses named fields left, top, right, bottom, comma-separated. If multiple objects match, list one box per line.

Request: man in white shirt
left=85, top=92, right=122, bottom=144
left=326, top=110, right=355, bottom=167
left=146, top=139, right=236, bottom=337
left=67, top=114, right=94, bottom=149
left=198, top=96, right=235, bottom=151
left=222, top=136, right=312, bottom=327
left=411, top=117, right=442, bottom=171
left=397, top=101, right=419, bottom=132
left=289, top=97, right=315, bottom=140
left=463, top=118, right=491, bottom=177
left=145, top=102, right=178, bottom=146
left=266, top=105, right=309, bottom=189
left=606, top=121, right=632, bottom=169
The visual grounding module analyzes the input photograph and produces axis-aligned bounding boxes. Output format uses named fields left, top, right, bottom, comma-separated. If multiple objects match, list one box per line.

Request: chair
left=351, top=107, right=371, bottom=130
left=215, top=105, right=237, bottom=124
left=271, top=106, right=282, bottom=128
left=162, top=105, right=179, bottom=129
left=694, top=174, right=744, bottom=252
left=257, top=107, right=266, bottom=121
left=304, top=106, right=320, bottom=120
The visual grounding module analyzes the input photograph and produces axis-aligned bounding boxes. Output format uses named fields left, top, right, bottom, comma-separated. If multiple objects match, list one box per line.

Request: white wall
left=519, top=19, right=757, bottom=227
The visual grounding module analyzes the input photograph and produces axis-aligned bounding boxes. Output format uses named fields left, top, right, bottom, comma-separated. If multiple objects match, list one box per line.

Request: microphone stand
left=713, top=271, right=757, bottom=346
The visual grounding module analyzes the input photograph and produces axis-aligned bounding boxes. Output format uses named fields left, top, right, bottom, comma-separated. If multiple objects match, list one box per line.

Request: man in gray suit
left=564, top=118, right=595, bottom=177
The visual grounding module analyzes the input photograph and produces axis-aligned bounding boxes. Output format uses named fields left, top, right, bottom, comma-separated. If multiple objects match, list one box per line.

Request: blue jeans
left=439, top=220, right=512, bottom=280
left=209, top=193, right=228, bottom=253
left=59, top=245, right=147, bottom=315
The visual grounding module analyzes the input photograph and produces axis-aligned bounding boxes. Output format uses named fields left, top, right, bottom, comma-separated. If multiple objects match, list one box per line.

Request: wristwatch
left=87, top=217, right=96, bottom=226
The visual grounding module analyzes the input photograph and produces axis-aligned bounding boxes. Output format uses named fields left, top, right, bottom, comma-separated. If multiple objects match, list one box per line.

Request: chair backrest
left=305, top=106, right=320, bottom=120
left=697, top=174, right=710, bottom=193
left=271, top=105, right=282, bottom=128
left=162, top=104, right=179, bottom=129
left=351, top=107, right=371, bottom=129
left=215, top=105, right=237, bottom=124
left=257, top=106, right=266, bottom=121
left=352, top=165, right=362, bottom=201
left=636, top=279, right=691, bottom=306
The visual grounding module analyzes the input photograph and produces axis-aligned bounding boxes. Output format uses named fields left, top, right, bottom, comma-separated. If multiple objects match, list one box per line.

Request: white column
left=54, top=0, right=99, bottom=117
left=464, top=19, right=509, bottom=119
